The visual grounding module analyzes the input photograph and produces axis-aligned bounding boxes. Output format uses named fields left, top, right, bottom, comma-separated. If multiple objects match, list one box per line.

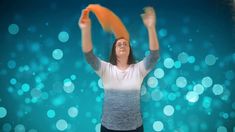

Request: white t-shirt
left=84, top=50, right=159, bottom=130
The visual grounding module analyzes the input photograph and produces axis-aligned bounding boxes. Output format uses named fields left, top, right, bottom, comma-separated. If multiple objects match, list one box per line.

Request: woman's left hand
left=141, top=7, right=156, bottom=29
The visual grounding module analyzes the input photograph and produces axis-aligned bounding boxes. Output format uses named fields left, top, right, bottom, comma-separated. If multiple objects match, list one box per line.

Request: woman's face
left=115, top=38, right=130, bottom=59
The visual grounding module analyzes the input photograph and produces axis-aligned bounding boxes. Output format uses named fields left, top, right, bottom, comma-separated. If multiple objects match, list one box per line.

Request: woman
left=79, top=6, right=160, bottom=132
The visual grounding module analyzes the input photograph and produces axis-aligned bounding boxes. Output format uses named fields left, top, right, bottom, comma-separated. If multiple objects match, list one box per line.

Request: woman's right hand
left=78, top=9, right=91, bottom=30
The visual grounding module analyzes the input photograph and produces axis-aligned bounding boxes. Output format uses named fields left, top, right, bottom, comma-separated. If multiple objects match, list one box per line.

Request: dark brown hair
left=109, top=37, right=135, bottom=65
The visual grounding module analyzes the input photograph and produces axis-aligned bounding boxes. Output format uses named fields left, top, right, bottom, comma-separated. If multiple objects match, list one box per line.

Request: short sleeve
left=84, top=50, right=108, bottom=77
left=137, top=49, right=160, bottom=77
left=94, top=59, right=108, bottom=77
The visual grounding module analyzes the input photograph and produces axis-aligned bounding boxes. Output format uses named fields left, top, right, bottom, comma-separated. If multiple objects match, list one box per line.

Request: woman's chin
left=118, top=53, right=128, bottom=58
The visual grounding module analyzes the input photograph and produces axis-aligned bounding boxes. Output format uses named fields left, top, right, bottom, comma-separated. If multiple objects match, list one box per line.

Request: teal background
left=0, top=0, right=235, bottom=131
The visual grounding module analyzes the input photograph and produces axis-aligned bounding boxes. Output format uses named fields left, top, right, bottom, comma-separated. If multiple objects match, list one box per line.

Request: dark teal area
left=0, top=0, right=235, bottom=131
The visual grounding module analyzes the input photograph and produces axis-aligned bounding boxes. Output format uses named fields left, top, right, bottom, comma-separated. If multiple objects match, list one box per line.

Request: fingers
left=79, top=9, right=90, bottom=23
left=143, top=7, right=154, bottom=12
left=140, top=7, right=156, bottom=21
left=143, top=6, right=155, bottom=15
left=82, top=9, right=89, bottom=19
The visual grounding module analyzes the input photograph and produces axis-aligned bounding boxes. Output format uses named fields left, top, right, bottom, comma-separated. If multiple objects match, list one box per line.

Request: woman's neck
left=117, top=57, right=129, bottom=69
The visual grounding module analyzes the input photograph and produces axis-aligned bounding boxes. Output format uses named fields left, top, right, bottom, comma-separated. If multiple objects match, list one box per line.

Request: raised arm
left=79, top=9, right=93, bottom=52
left=141, top=7, right=160, bottom=71
left=141, top=7, right=159, bottom=51
left=78, top=9, right=100, bottom=71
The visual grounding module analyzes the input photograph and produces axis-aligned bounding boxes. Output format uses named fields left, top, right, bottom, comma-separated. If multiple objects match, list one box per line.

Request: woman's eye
left=117, top=42, right=128, bottom=47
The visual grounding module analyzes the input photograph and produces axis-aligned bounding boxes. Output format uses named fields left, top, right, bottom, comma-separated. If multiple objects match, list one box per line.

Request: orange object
left=86, top=4, right=130, bottom=41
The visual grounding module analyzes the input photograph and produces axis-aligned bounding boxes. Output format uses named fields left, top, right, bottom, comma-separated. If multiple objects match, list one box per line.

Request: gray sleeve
left=84, top=50, right=101, bottom=71
left=143, top=49, right=160, bottom=71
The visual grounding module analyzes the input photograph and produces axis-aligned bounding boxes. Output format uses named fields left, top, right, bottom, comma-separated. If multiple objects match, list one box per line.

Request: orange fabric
left=86, top=4, right=129, bottom=41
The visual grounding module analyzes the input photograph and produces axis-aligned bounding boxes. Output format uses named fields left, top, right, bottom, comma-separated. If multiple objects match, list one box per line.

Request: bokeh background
left=0, top=0, right=235, bottom=132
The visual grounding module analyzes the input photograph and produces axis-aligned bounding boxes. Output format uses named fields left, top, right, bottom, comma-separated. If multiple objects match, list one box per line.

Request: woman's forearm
left=147, top=27, right=159, bottom=51
left=81, top=28, right=93, bottom=53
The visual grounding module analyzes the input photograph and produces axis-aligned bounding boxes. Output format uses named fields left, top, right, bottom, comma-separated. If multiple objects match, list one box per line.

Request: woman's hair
left=109, top=37, right=135, bottom=65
